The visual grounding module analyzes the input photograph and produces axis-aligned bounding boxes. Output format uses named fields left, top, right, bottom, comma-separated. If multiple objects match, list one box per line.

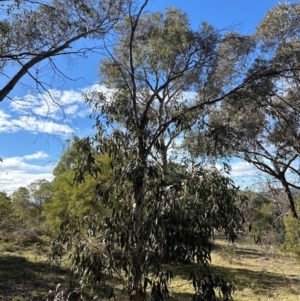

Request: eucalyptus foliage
left=51, top=1, right=300, bottom=300
left=51, top=3, right=248, bottom=300
left=53, top=154, right=244, bottom=300
left=184, top=2, right=300, bottom=219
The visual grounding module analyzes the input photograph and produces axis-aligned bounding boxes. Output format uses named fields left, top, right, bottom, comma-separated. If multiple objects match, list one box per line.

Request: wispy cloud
left=0, top=86, right=98, bottom=135
left=0, top=85, right=118, bottom=135
left=0, top=152, right=55, bottom=194
left=0, top=152, right=53, bottom=173
left=23, top=151, right=49, bottom=161
left=0, top=171, right=54, bottom=195
left=10, top=88, right=90, bottom=120
left=0, top=111, right=74, bottom=134
left=0, top=85, right=112, bottom=192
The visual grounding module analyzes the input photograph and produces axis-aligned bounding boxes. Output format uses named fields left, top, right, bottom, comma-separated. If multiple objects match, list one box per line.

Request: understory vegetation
left=0, top=172, right=300, bottom=300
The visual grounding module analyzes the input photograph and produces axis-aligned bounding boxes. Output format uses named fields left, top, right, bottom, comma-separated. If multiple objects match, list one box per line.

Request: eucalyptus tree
left=186, top=91, right=300, bottom=219
left=8, top=180, right=51, bottom=226
left=52, top=2, right=300, bottom=300
left=96, top=7, right=220, bottom=176
left=185, top=2, right=300, bottom=219
left=28, top=179, right=52, bottom=216
left=0, top=0, right=130, bottom=103
left=11, top=186, right=31, bottom=209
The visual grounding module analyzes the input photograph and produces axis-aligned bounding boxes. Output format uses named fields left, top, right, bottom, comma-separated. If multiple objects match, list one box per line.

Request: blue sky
left=0, top=0, right=295, bottom=194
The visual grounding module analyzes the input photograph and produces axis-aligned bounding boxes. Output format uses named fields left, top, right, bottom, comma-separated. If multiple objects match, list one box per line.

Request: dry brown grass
left=166, top=238, right=300, bottom=301
left=211, top=239, right=300, bottom=301
left=0, top=237, right=300, bottom=300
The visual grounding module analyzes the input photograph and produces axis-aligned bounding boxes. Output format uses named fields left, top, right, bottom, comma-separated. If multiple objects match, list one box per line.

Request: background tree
left=242, top=188, right=286, bottom=246
left=11, top=181, right=51, bottom=230
left=284, top=197, right=300, bottom=255
left=188, top=90, right=300, bottom=218
left=45, top=137, right=113, bottom=235
left=28, top=179, right=52, bottom=217
left=184, top=2, right=300, bottom=219
left=0, top=191, right=12, bottom=223
left=11, top=186, right=32, bottom=215
left=10, top=186, right=40, bottom=229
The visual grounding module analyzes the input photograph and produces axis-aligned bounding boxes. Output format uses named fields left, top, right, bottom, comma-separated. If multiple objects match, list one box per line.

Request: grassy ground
left=0, top=237, right=300, bottom=300
left=168, top=238, right=300, bottom=301
left=212, top=241, right=300, bottom=301
left=0, top=242, right=67, bottom=301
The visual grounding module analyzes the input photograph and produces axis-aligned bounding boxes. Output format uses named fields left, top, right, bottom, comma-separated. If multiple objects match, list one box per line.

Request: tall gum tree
left=97, top=7, right=220, bottom=177
left=52, top=1, right=300, bottom=300
left=185, top=2, right=300, bottom=219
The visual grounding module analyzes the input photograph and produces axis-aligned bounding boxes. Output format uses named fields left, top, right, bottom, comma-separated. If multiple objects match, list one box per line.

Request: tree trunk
left=160, top=138, right=168, bottom=181
left=130, top=163, right=146, bottom=301
left=281, top=178, right=298, bottom=219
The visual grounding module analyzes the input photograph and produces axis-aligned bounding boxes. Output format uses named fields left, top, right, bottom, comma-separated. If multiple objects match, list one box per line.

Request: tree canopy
left=184, top=2, right=300, bottom=218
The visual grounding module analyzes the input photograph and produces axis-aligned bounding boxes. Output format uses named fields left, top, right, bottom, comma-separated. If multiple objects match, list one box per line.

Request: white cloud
left=0, top=152, right=55, bottom=194
left=0, top=153, right=53, bottom=173
left=0, top=85, right=117, bottom=135
left=230, top=161, right=258, bottom=177
left=0, top=85, right=110, bottom=192
left=215, top=161, right=258, bottom=178
left=0, top=111, right=74, bottom=134
left=0, top=110, right=11, bottom=120
left=0, top=171, right=54, bottom=195
left=13, top=116, right=74, bottom=134
left=10, top=88, right=88, bottom=120
left=23, top=151, right=49, bottom=161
